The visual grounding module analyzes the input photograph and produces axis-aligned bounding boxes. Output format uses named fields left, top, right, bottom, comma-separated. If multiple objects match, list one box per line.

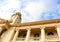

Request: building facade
left=0, top=12, right=60, bottom=42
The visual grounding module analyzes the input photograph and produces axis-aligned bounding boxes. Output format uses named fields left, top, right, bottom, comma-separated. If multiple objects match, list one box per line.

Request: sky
left=0, top=0, right=60, bottom=23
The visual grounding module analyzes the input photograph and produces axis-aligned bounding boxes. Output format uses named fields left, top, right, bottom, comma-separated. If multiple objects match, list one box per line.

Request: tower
left=11, top=12, right=21, bottom=24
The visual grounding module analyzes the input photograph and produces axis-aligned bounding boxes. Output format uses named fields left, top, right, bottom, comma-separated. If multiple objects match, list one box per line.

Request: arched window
left=48, top=32, right=54, bottom=35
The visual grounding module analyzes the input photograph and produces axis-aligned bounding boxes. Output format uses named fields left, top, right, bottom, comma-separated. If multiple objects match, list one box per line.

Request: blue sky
left=0, top=0, right=60, bottom=22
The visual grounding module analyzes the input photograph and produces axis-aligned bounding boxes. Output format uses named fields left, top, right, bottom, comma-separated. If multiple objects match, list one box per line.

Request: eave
left=10, top=18, right=60, bottom=27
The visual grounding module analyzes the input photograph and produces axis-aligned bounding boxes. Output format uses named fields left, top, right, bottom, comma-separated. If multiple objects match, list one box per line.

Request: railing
left=16, top=37, right=60, bottom=42
left=16, top=37, right=40, bottom=41
left=46, top=36, right=59, bottom=39
left=16, top=37, right=40, bottom=42
left=16, top=38, right=26, bottom=41
left=29, top=37, right=40, bottom=41
left=45, top=36, right=60, bottom=41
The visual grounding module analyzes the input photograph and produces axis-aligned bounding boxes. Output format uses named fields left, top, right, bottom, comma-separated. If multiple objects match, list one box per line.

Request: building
left=0, top=12, right=60, bottom=42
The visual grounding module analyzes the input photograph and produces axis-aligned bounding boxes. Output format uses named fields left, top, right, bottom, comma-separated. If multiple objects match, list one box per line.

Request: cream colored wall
left=0, top=23, right=60, bottom=42
left=1, top=12, right=60, bottom=42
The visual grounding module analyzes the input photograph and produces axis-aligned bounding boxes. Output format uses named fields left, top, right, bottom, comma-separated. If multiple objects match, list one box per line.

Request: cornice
left=0, top=18, right=60, bottom=27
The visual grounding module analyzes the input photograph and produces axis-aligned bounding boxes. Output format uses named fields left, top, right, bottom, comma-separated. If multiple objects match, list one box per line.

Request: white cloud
left=21, top=0, right=58, bottom=22
left=0, top=0, right=60, bottom=23
left=0, top=0, right=20, bottom=19
left=21, top=1, right=46, bottom=22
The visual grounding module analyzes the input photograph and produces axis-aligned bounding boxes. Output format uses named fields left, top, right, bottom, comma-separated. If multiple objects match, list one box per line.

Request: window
left=34, top=33, right=39, bottom=37
left=18, top=33, right=20, bottom=37
left=48, top=32, right=54, bottom=35
left=23, top=34, right=26, bottom=38
left=34, top=33, right=39, bottom=40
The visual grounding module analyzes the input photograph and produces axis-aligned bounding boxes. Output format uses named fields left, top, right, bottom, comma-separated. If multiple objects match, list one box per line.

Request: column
left=25, top=28, right=31, bottom=42
left=12, top=29, right=19, bottom=42
left=1, top=27, right=16, bottom=42
left=41, top=27, right=45, bottom=42
left=56, top=27, right=60, bottom=38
